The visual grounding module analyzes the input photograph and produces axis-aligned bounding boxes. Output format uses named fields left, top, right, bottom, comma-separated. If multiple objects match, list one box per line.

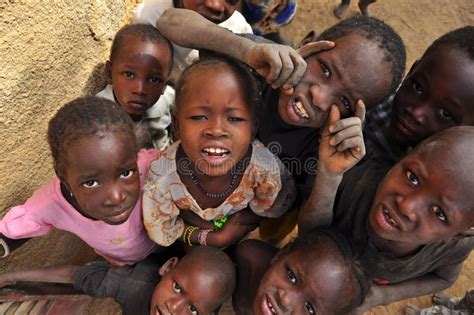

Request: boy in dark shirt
left=0, top=246, right=235, bottom=315
left=299, top=112, right=474, bottom=313
left=365, top=26, right=474, bottom=165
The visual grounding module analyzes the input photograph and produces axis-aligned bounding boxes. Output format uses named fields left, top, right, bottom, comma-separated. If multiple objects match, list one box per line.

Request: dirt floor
left=1, top=1, right=472, bottom=314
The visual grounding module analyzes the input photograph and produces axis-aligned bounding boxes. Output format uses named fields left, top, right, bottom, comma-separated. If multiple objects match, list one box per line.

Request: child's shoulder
left=146, top=142, right=179, bottom=177
left=250, top=140, right=285, bottom=173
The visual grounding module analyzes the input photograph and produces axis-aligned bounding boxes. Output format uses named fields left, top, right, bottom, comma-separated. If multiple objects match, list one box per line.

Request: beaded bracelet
left=182, top=226, right=191, bottom=244
left=187, top=226, right=199, bottom=246
left=213, top=215, right=229, bottom=230
left=197, top=229, right=213, bottom=246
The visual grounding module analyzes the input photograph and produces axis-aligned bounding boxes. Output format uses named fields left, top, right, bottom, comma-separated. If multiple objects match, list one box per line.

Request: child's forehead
left=305, top=33, right=392, bottom=107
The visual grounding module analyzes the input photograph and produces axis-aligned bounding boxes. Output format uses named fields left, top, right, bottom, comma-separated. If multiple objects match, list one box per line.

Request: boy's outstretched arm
left=298, top=101, right=366, bottom=234
left=156, top=8, right=333, bottom=89
left=0, top=265, right=79, bottom=288
left=355, top=263, right=463, bottom=314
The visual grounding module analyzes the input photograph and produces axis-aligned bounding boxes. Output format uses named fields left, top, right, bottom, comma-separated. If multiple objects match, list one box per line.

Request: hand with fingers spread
left=319, top=100, right=366, bottom=176
left=244, top=41, right=334, bottom=90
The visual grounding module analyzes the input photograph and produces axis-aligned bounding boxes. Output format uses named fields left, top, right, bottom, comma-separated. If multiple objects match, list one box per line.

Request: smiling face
left=61, top=131, right=140, bottom=225
left=150, top=257, right=223, bottom=315
left=389, top=47, right=474, bottom=147
left=369, top=137, right=474, bottom=253
left=278, top=32, right=392, bottom=128
left=254, top=243, right=356, bottom=315
left=109, top=36, right=171, bottom=119
left=176, top=64, right=253, bottom=177
left=180, top=0, right=238, bottom=24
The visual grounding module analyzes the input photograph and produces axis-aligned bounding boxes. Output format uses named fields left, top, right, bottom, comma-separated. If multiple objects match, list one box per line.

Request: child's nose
left=395, top=195, right=418, bottom=223
left=276, top=287, right=294, bottom=312
left=105, top=185, right=127, bottom=205
left=309, top=84, right=332, bottom=113
left=406, top=102, right=429, bottom=125
left=166, top=297, right=186, bottom=313
left=205, top=0, right=225, bottom=13
left=132, top=79, right=147, bottom=95
left=204, top=118, right=228, bottom=138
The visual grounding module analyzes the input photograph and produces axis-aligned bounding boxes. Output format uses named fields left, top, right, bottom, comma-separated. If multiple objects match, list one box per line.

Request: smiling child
left=233, top=229, right=370, bottom=315
left=142, top=57, right=295, bottom=248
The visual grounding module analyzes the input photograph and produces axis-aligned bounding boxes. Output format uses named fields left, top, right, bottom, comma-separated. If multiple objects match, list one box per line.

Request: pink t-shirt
left=0, top=149, right=159, bottom=266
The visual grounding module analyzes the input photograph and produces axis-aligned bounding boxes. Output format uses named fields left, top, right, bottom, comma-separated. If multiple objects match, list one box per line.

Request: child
left=241, top=0, right=297, bottom=44
left=299, top=118, right=474, bottom=311
left=142, top=57, right=295, bottom=247
left=96, top=23, right=174, bottom=150
left=132, top=0, right=252, bottom=84
left=366, top=26, right=474, bottom=164
left=334, top=0, right=377, bottom=18
left=0, top=97, right=159, bottom=266
left=156, top=11, right=406, bottom=196
left=0, top=246, right=235, bottom=315
left=233, top=229, right=371, bottom=314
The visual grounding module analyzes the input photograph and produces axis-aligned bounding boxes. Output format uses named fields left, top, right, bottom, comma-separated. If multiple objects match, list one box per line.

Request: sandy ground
left=1, top=1, right=472, bottom=314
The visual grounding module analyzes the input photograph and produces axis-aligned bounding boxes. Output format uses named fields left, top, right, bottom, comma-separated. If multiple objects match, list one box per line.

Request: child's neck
left=367, top=223, right=422, bottom=258
left=176, top=145, right=251, bottom=209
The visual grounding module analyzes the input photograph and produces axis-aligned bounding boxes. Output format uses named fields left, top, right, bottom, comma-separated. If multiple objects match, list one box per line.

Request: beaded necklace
left=185, top=160, right=243, bottom=199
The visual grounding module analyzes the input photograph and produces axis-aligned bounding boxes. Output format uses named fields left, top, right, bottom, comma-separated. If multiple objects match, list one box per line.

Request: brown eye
left=287, top=268, right=297, bottom=284
left=173, top=281, right=182, bottom=293
left=406, top=170, right=419, bottom=187
left=82, top=180, right=99, bottom=188
left=439, top=108, right=453, bottom=120
left=432, top=206, right=447, bottom=223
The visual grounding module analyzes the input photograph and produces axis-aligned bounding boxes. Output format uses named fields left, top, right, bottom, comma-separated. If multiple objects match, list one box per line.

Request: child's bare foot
left=405, top=304, right=421, bottom=315
left=333, top=0, right=350, bottom=19
left=358, top=0, right=377, bottom=16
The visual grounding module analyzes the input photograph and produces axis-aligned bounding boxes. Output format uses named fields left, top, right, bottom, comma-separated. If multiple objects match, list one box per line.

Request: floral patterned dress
left=142, top=140, right=295, bottom=246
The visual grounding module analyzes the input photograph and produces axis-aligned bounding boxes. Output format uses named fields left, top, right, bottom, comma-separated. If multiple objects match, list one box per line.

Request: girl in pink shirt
left=0, top=97, right=159, bottom=266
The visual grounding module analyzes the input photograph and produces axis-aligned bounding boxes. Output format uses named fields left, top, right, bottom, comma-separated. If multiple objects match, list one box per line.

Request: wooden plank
left=14, top=300, right=36, bottom=314
left=45, top=297, right=91, bottom=315
left=29, top=300, right=49, bottom=315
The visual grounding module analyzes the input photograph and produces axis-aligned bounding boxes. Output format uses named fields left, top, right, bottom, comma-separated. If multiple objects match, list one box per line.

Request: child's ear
left=106, top=60, right=112, bottom=80
left=159, top=257, right=179, bottom=276
left=297, top=31, right=318, bottom=49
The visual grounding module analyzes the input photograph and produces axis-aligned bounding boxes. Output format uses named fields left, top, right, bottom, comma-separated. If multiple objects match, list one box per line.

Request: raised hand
left=318, top=101, right=366, bottom=176
left=245, top=41, right=334, bottom=90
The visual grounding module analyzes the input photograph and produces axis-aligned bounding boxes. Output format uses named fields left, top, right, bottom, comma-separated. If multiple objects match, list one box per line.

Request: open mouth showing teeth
left=383, top=207, right=398, bottom=227
left=202, top=147, right=230, bottom=157
left=292, top=100, right=309, bottom=119
left=267, top=300, right=277, bottom=314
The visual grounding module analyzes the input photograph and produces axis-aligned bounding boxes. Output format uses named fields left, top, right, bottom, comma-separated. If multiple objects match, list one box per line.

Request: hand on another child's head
left=279, top=40, right=335, bottom=96
left=245, top=43, right=307, bottom=90
left=319, top=100, right=366, bottom=176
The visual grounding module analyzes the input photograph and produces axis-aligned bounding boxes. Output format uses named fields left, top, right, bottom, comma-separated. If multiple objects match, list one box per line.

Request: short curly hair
left=282, top=229, right=371, bottom=315
left=174, top=55, right=263, bottom=125
left=423, top=26, right=474, bottom=61
left=318, top=16, right=406, bottom=105
left=110, top=23, right=173, bottom=75
left=47, top=97, right=137, bottom=177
